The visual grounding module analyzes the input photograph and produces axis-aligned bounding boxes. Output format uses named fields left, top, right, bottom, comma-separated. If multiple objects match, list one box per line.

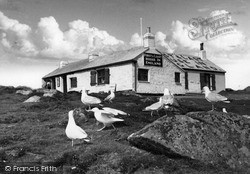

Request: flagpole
left=140, top=17, right=143, bottom=46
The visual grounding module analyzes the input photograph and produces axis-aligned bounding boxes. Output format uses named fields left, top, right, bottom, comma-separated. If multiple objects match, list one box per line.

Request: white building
left=43, top=28, right=226, bottom=94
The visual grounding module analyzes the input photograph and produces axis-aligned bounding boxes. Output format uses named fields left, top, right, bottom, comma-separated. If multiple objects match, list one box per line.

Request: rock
left=128, top=111, right=250, bottom=171
left=140, top=97, right=155, bottom=103
left=121, top=90, right=142, bottom=97
left=23, top=95, right=41, bottom=103
left=243, top=115, right=250, bottom=119
left=5, top=148, right=26, bottom=158
left=16, top=89, right=33, bottom=95
left=43, top=89, right=58, bottom=97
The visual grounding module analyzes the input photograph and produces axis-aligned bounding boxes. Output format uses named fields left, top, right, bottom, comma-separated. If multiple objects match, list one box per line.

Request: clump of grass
left=0, top=136, right=13, bottom=146
left=0, top=86, right=16, bottom=94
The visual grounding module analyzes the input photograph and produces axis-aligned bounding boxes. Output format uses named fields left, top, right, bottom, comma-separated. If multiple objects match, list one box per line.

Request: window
left=70, top=77, right=77, bottom=88
left=56, top=77, right=60, bottom=87
left=138, top=69, right=149, bottom=81
left=90, top=69, right=110, bottom=86
left=175, top=72, right=180, bottom=84
left=97, top=69, right=106, bottom=84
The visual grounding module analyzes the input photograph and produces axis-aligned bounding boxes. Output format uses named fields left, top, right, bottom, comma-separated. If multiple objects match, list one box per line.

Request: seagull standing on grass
left=202, top=86, right=230, bottom=111
left=81, top=87, right=102, bottom=109
left=143, top=97, right=163, bottom=116
left=65, top=109, right=91, bottom=146
left=104, top=89, right=115, bottom=103
left=91, top=107, right=124, bottom=131
left=222, top=108, right=228, bottom=113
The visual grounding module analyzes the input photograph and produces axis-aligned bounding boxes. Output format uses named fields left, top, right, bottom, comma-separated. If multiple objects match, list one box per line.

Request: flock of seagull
left=66, top=86, right=230, bottom=146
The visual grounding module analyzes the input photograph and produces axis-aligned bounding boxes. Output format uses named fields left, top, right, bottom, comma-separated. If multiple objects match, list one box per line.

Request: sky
left=0, top=0, right=249, bottom=90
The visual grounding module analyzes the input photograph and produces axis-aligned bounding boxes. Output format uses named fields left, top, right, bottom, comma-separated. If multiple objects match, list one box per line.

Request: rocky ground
left=0, top=85, right=249, bottom=174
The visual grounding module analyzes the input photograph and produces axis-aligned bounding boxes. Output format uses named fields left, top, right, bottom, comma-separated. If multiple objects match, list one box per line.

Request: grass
left=0, top=86, right=249, bottom=173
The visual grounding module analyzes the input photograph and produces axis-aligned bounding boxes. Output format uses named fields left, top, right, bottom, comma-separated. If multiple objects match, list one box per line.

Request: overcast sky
left=0, top=0, right=249, bottom=89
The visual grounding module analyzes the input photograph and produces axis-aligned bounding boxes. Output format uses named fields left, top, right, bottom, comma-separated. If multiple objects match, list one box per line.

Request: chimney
left=143, top=27, right=155, bottom=48
left=200, top=43, right=204, bottom=51
left=200, top=42, right=207, bottom=60
left=88, top=53, right=99, bottom=62
left=59, top=61, right=68, bottom=68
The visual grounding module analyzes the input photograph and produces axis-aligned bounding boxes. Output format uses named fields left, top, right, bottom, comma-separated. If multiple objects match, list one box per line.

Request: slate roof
left=43, top=47, right=225, bottom=79
left=163, top=53, right=226, bottom=73
left=43, top=47, right=148, bottom=79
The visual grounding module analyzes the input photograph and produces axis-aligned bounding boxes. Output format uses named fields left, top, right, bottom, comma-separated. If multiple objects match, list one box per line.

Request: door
left=62, top=75, right=67, bottom=93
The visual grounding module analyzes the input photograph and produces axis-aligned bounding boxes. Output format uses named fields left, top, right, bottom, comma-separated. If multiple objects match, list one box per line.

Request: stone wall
left=136, top=55, right=186, bottom=94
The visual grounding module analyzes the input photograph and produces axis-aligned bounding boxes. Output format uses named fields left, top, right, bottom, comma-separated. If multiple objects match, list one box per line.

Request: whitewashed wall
left=186, top=71, right=225, bottom=93
left=67, top=71, right=90, bottom=92
left=66, top=63, right=134, bottom=93
left=55, top=76, right=64, bottom=92
left=136, top=55, right=186, bottom=94
left=109, top=63, right=134, bottom=92
left=186, top=72, right=201, bottom=93
left=215, top=73, right=225, bottom=93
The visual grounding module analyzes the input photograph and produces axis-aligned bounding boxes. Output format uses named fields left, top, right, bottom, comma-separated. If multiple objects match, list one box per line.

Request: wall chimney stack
left=200, top=43, right=204, bottom=51
left=199, top=43, right=207, bottom=60
left=88, top=53, right=99, bottom=62
left=59, top=61, right=68, bottom=68
left=143, top=27, right=155, bottom=48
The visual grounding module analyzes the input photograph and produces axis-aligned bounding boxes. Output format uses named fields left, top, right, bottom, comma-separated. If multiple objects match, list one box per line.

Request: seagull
left=65, top=109, right=91, bottom=146
left=202, top=86, right=230, bottom=111
left=102, top=107, right=129, bottom=116
left=222, top=108, right=228, bottom=113
left=91, top=107, right=124, bottom=131
left=104, top=89, right=115, bottom=103
left=81, top=87, right=102, bottom=109
left=161, top=88, right=174, bottom=109
left=142, top=97, right=163, bottom=116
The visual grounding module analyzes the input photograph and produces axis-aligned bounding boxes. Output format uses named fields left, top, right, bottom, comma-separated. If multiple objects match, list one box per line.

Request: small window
left=56, top=77, right=60, bottom=87
left=70, top=77, right=77, bottom=88
left=97, top=69, right=105, bottom=84
left=175, top=72, right=180, bottom=83
left=97, top=68, right=110, bottom=85
left=138, top=69, right=149, bottom=81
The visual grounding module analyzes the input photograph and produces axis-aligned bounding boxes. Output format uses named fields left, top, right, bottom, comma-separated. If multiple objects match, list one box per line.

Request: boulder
left=23, top=95, right=41, bottom=103
left=128, top=111, right=250, bottom=171
left=16, top=89, right=32, bottom=95
left=43, top=89, right=58, bottom=97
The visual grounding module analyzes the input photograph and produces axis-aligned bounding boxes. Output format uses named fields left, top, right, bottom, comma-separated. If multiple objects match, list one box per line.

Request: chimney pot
left=59, top=61, right=68, bottom=68
left=88, top=53, right=99, bottom=62
left=200, top=43, right=204, bottom=51
left=147, top=27, right=151, bottom=33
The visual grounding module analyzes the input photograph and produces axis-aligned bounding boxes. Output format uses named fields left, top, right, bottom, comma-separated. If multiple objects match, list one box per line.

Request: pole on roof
left=140, top=17, right=143, bottom=46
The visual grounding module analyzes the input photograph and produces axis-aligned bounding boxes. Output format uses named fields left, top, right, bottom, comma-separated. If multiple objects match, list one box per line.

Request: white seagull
left=81, top=87, right=102, bottom=109
left=222, top=108, right=228, bottom=113
left=65, top=109, right=91, bottom=146
left=161, top=88, right=174, bottom=109
left=143, top=97, right=163, bottom=116
left=104, top=89, right=115, bottom=103
left=202, top=86, right=230, bottom=111
left=102, top=107, right=129, bottom=116
left=91, top=107, right=124, bottom=131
